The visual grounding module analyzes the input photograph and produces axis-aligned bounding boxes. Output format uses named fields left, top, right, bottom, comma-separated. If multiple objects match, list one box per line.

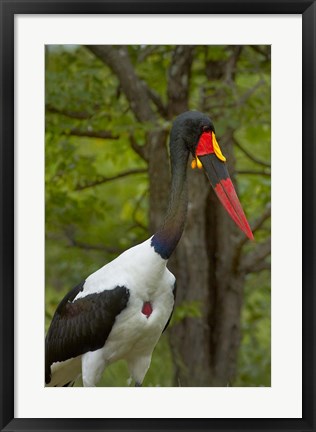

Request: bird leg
left=82, top=350, right=106, bottom=387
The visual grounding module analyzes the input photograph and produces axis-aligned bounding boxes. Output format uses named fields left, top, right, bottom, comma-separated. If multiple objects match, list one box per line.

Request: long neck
left=151, top=141, right=189, bottom=260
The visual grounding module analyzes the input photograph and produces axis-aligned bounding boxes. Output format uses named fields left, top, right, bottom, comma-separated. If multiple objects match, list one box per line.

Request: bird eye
left=203, top=125, right=210, bottom=132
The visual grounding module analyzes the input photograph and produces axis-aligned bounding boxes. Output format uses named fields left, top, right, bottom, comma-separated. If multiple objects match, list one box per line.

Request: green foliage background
left=45, top=45, right=270, bottom=387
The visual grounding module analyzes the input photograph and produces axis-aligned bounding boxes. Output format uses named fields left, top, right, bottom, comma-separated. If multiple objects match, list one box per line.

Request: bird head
left=171, top=111, right=254, bottom=240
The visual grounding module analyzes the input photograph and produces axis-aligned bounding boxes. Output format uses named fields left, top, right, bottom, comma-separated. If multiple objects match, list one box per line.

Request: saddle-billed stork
left=45, top=111, right=253, bottom=387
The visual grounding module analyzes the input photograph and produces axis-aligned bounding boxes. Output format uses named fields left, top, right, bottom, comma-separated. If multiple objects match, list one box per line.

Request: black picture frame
left=1, top=1, right=315, bottom=431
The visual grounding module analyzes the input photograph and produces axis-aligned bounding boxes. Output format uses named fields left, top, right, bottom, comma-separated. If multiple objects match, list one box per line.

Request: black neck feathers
left=151, top=134, right=189, bottom=259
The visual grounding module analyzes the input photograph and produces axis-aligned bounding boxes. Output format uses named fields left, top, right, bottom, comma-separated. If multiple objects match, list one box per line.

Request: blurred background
left=45, top=45, right=271, bottom=387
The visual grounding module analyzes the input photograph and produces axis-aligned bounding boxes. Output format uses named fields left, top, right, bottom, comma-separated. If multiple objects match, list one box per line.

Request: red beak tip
left=214, top=178, right=254, bottom=241
left=244, top=226, right=254, bottom=241
left=248, top=232, right=255, bottom=241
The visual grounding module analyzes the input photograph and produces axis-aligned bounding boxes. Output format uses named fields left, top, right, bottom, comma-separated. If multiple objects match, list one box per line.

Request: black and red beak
left=195, top=131, right=254, bottom=240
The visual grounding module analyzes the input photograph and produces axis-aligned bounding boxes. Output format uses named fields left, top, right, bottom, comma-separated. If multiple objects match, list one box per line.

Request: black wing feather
left=45, top=283, right=130, bottom=384
left=163, top=281, right=177, bottom=333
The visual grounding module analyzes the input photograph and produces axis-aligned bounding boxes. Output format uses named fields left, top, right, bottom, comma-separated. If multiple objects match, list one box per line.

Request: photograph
left=45, top=44, right=271, bottom=388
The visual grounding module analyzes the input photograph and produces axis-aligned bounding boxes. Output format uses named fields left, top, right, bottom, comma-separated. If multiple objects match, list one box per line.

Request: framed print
left=1, top=1, right=315, bottom=431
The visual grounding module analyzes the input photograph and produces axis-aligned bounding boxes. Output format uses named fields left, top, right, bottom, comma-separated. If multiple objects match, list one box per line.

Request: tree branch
left=232, top=203, right=271, bottom=270
left=224, top=46, right=243, bottom=84
left=130, top=188, right=149, bottom=233
left=67, top=238, right=124, bottom=254
left=145, top=85, right=168, bottom=118
left=236, top=79, right=265, bottom=107
left=204, top=78, right=265, bottom=115
left=67, top=128, right=119, bottom=140
left=239, top=237, right=271, bottom=274
left=137, top=46, right=157, bottom=63
left=129, top=133, right=149, bottom=162
left=64, top=230, right=124, bottom=255
left=86, top=45, right=155, bottom=123
left=128, top=221, right=148, bottom=233
left=250, top=45, right=271, bottom=62
left=249, top=260, right=271, bottom=273
left=46, top=104, right=94, bottom=120
left=233, top=138, right=271, bottom=168
left=251, top=203, right=271, bottom=234
left=75, top=168, right=147, bottom=191
left=167, top=45, right=195, bottom=118
left=236, top=169, right=271, bottom=177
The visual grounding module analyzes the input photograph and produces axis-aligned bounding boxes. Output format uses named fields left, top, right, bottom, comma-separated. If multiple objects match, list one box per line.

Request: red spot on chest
left=141, top=301, right=153, bottom=318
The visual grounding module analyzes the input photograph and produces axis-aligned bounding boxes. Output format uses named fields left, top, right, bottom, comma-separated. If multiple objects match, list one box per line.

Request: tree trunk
left=169, top=168, right=213, bottom=386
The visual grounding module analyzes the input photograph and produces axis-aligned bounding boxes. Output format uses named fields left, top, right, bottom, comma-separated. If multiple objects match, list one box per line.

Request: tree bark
left=169, top=169, right=213, bottom=386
